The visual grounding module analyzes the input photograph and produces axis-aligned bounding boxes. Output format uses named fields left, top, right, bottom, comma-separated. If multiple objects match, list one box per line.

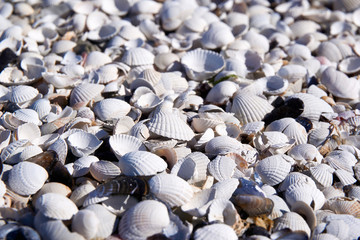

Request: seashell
left=118, top=151, right=167, bottom=176
left=324, top=150, right=356, bottom=173
left=201, top=21, right=235, bottom=49
left=255, top=154, right=293, bottom=186
left=42, top=72, right=78, bottom=88
left=290, top=20, right=320, bottom=38
left=181, top=188, right=216, bottom=217
left=149, top=173, right=193, bottom=207
left=102, top=194, right=139, bottom=216
left=8, top=161, right=48, bottom=196
left=277, top=64, right=307, bottom=83
left=194, top=223, right=237, bottom=240
left=154, top=52, right=180, bottom=71
left=191, top=117, right=223, bottom=133
left=133, top=92, right=163, bottom=114
left=317, top=41, right=343, bottom=63
left=15, top=123, right=41, bottom=142
left=286, top=44, right=312, bottom=60
left=101, top=0, right=130, bottom=16
left=89, top=160, right=121, bottom=182
left=0, top=130, right=11, bottom=152
left=48, top=138, right=68, bottom=164
left=147, top=100, right=195, bottom=141
left=230, top=92, right=274, bottom=125
left=334, top=169, right=357, bottom=186
left=181, top=48, right=225, bottom=81
left=288, top=143, right=322, bottom=166
left=310, top=164, right=335, bottom=187
left=268, top=195, right=290, bottom=220
left=322, top=185, right=346, bottom=200
left=320, top=66, right=360, bottom=99
left=35, top=192, right=78, bottom=220
left=70, top=181, right=96, bottom=207
left=121, top=47, right=154, bottom=67
left=109, top=134, right=146, bottom=160
left=9, top=85, right=38, bottom=104
left=72, top=209, right=100, bottom=240
left=291, top=201, right=317, bottom=231
left=17, top=145, right=43, bottom=163
left=233, top=194, right=274, bottom=217
left=51, top=40, right=76, bottom=54
left=207, top=198, right=240, bottom=227
left=84, top=51, right=112, bottom=71
left=208, top=155, right=237, bottom=182
left=69, top=83, right=105, bottom=108
left=278, top=172, right=316, bottom=192
left=67, top=131, right=103, bottom=157
left=30, top=98, right=51, bottom=120
left=85, top=204, right=117, bottom=239
left=14, top=2, right=33, bottom=17
left=72, top=156, right=99, bottom=177
left=12, top=109, right=42, bottom=126
left=87, top=24, right=119, bottom=42
left=205, top=136, right=243, bottom=156
left=334, top=0, right=360, bottom=12
left=1, top=139, right=29, bottom=163
left=94, top=98, right=131, bottom=121
left=206, top=81, right=239, bottom=105
left=253, top=131, right=294, bottom=155
left=273, top=212, right=311, bottom=237
left=119, top=200, right=170, bottom=239
left=266, top=118, right=308, bottom=145
left=243, top=30, right=269, bottom=55
left=325, top=197, right=360, bottom=218
left=31, top=182, right=72, bottom=208
left=0, top=3, right=13, bottom=18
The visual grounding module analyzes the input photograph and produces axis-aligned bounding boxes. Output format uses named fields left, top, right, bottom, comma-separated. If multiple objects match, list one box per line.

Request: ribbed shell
left=72, top=209, right=99, bottom=240
left=255, top=155, right=293, bottom=186
left=208, top=155, right=237, bottom=182
left=9, top=85, right=38, bottom=103
left=30, top=98, right=51, bottom=119
left=231, top=92, right=274, bottom=125
left=310, top=164, right=335, bottom=187
left=89, top=160, right=121, bottom=182
left=69, top=83, right=105, bottom=107
left=201, top=21, right=235, bottom=49
left=35, top=193, right=78, bottom=220
left=121, top=47, right=154, bottom=67
left=149, top=174, right=193, bottom=207
left=67, top=131, right=103, bottom=157
left=118, top=151, right=167, bottom=176
left=13, top=109, right=42, bottom=126
left=16, top=122, right=41, bottom=141
left=48, top=138, right=68, bottom=164
left=8, top=161, right=48, bottom=196
left=325, top=197, right=360, bottom=218
left=118, top=200, right=170, bottom=240
left=93, top=98, right=131, bottom=121
left=265, top=118, right=307, bottom=145
left=273, top=212, right=311, bottom=237
left=72, top=155, right=99, bottom=177
left=205, top=136, right=242, bottom=156
left=85, top=204, right=117, bottom=239
left=334, top=169, right=357, bottom=186
left=268, top=195, right=290, bottom=220
left=288, top=143, right=322, bottom=163
left=194, top=223, right=237, bottom=240
left=109, top=134, right=146, bottom=160
left=278, top=172, right=316, bottom=192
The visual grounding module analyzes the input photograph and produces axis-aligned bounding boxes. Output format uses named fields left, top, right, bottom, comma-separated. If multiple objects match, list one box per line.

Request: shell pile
left=2, top=0, right=360, bottom=239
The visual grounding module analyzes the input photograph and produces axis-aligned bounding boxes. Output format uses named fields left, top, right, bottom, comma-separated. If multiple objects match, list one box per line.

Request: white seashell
left=133, top=92, right=163, bottom=114
left=17, top=145, right=43, bottom=163
left=51, top=40, right=76, bottom=54
left=118, top=200, right=170, bottom=239
left=266, top=118, right=308, bottom=145
left=15, top=123, right=41, bottom=142
left=72, top=155, right=99, bottom=177
left=181, top=48, right=225, bottom=81
left=109, top=134, right=146, bottom=160
left=286, top=44, right=312, bottom=60
left=290, top=20, right=320, bottom=38
left=268, top=195, right=290, bottom=220
left=89, top=160, right=121, bottom=182
left=208, top=155, right=237, bottom=182
left=181, top=188, right=216, bottom=217
left=121, top=47, right=155, bottom=67
left=201, top=21, right=235, bottom=49
left=118, top=151, right=167, bottom=176
left=42, top=72, right=78, bottom=88
left=8, top=161, right=48, bottom=196
left=12, top=109, right=42, bottom=126
left=194, top=223, right=237, bottom=240
left=310, top=164, right=335, bottom=187
left=1, top=139, right=29, bottom=163
left=101, top=0, right=130, bottom=16
left=86, top=10, right=109, bottom=31
left=9, top=85, right=38, bottom=104
left=243, top=30, right=269, bottom=55
left=48, top=137, right=68, bottom=164
left=273, top=212, right=311, bottom=237
left=206, top=81, right=239, bottom=105
left=205, top=136, right=242, bottom=156
left=207, top=199, right=239, bottom=226
left=277, top=64, right=307, bottom=83
left=84, top=51, right=112, bottom=71
left=325, top=197, right=360, bottom=218
left=85, top=204, right=117, bottom=239
left=14, top=2, right=34, bottom=17
left=30, top=98, right=51, bottom=119
left=102, top=194, right=138, bottom=216
left=288, top=143, right=323, bottom=165
left=321, top=66, right=360, bottom=99
left=0, top=3, right=13, bottom=18
left=0, top=129, right=11, bottom=152
left=334, top=169, right=357, bottom=186
left=67, top=131, right=103, bottom=157
left=129, top=120, right=150, bottom=140
left=317, top=41, right=343, bottom=63
left=278, top=172, right=316, bottom=192
left=69, top=83, right=105, bottom=108
left=72, top=209, right=99, bottom=240
left=94, top=98, right=131, bottom=121
left=255, top=154, right=293, bottom=186
left=35, top=193, right=78, bottom=220
left=149, top=173, right=193, bottom=207
left=230, top=92, right=274, bottom=125
left=70, top=182, right=96, bottom=207
left=31, top=182, right=72, bottom=208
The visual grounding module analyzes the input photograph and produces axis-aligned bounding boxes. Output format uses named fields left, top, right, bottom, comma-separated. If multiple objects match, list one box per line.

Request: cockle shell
left=118, top=200, right=170, bottom=240
left=325, top=197, right=360, bottom=218
left=85, top=204, right=117, bottom=239
left=230, top=92, right=274, bottom=125
left=72, top=209, right=100, bottom=240
left=288, top=143, right=323, bottom=165
left=273, top=212, right=311, bottom=237
left=89, top=160, right=121, bottom=182
left=31, top=182, right=72, bottom=208
left=181, top=48, right=225, bottom=81
left=194, top=223, right=237, bottom=240
left=205, top=136, right=242, bottom=156
left=277, top=64, right=307, bottom=83
left=67, top=131, right=103, bottom=157
left=205, top=81, right=239, bottom=105
left=208, top=155, right=237, bottom=182
left=15, top=123, right=41, bottom=142
left=255, top=154, right=293, bottom=186
left=30, top=98, right=51, bottom=120
left=201, top=21, right=235, bottom=49
left=93, top=98, right=131, bottom=121
left=118, top=151, right=167, bottom=176
left=265, top=118, right=308, bottom=145
left=149, top=173, right=193, bottom=207
left=310, top=164, right=335, bottom=187
left=278, top=172, right=316, bottom=192
left=121, top=47, right=154, bottom=67
left=109, top=134, right=146, bottom=160
left=35, top=193, right=78, bottom=220
left=13, top=109, right=42, bottom=126
left=8, top=84, right=38, bottom=104
left=69, top=83, right=105, bottom=108
left=8, top=161, right=48, bottom=196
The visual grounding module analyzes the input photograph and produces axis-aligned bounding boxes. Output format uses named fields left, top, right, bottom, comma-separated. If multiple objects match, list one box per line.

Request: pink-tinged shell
left=325, top=197, right=360, bottom=218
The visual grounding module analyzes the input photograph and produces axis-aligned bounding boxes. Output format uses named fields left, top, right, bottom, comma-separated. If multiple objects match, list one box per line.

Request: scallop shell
left=265, top=118, right=308, bottom=145
left=29, top=98, right=51, bottom=120
left=70, top=181, right=96, bottom=207
left=121, top=47, right=154, bottom=67
left=273, top=212, right=311, bottom=237
left=48, top=137, right=68, bottom=164
left=205, top=136, right=243, bottom=156
left=72, top=156, right=99, bottom=177
left=205, top=81, right=239, bottom=105
left=118, top=200, right=170, bottom=240
left=67, top=131, right=103, bottom=157
left=89, top=160, right=121, bottom=182
left=149, top=173, right=193, bottom=207
left=278, top=172, right=316, bottom=192
left=94, top=98, right=131, bottom=121
left=207, top=198, right=240, bottom=227
left=310, top=164, right=335, bottom=187
left=268, top=195, right=290, bottom=220
left=320, top=66, right=360, bottom=99
left=109, top=134, right=146, bottom=160
left=69, top=83, right=105, bottom=108
left=194, top=223, right=237, bottom=240
left=230, top=92, right=274, bottom=125
left=35, top=192, right=78, bottom=220
left=208, top=155, right=237, bottom=182
left=118, top=151, right=167, bottom=176
left=201, top=21, right=235, bottom=49
left=255, top=154, right=293, bottom=186
left=334, top=169, right=357, bottom=186
left=85, top=204, right=117, bottom=239
left=72, top=209, right=99, bottom=240
left=277, top=64, right=307, bottom=83
left=9, top=85, right=38, bottom=104
left=12, top=109, right=42, bottom=126
left=325, top=197, right=360, bottom=218
left=15, top=122, right=41, bottom=142
left=288, top=144, right=323, bottom=165
left=8, top=161, right=48, bottom=196
left=181, top=48, right=225, bottom=81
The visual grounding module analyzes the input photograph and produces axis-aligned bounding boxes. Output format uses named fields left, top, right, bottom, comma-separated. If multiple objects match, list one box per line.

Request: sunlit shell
left=67, top=131, right=103, bottom=157
left=29, top=98, right=51, bottom=120
left=8, top=161, right=48, bottom=196
left=205, top=136, right=243, bottom=156
left=230, top=92, right=274, bottom=125
left=89, top=160, right=121, bottom=182
left=15, top=122, right=41, bottom=142
left=70, top=182, right=96, bottom=207
left=84, top=51, right=112, bottom=71
left=94, top=98, right=131, bottom=121
left=9, top=85, right=38, bottom=104
left=181, top=48, right=225, bottom=81
left=109, top=134, right=146, bottom=160
left=32, top=182, right=72, bottom=207
left=69, top=83, right=105, bottom=108
left=325, top=197, right=360, bottom=218
left=121, top=47, right=154, bottom=67
left=242, top=29, right=269, bottom=54
left=288, top=144, right=323, bottom=166
left=310, top=164, right=335, bottom=187
left=72, top=156, right=99, bottom=177
left=277, top=64, right=307, bottom=83
left=268, top=195, right=290, bottom=220
left=201, top=21, right=235, bottom=49
left=334, top=169, right=357, bottom=186
left=72, top=209, right=100, bottom=240
left=266, top=118, right=308, bottom=145
left=118, top=200, right=170, bottom=240
left=181, top=188, right=216, bottom=217
left=85, top=204, right=117, bottom=239
left=278, top=172, right=316, bottom=192
left=194, top=223, right=237, bottom=240
left=273, top=212, right=311, bottom=237
left=208, top=155, right=237, bottom=182
left=118, top=151, right=167, bottom=176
